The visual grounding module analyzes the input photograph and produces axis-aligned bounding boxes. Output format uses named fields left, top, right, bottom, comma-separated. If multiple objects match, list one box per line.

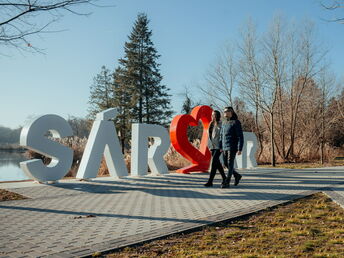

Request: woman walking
left=205, top=110, right=226, bottom=187
left=219, top=106, right=244, bottom=188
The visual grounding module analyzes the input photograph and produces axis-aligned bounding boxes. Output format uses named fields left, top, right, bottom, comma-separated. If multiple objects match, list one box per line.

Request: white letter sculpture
left=131, top=123, right=171, bottom=176
left=76, top=108, right=128, bottom=179
left=20, top=115, right=73, bottom=182
left=235, top=132, right=258, bottom=169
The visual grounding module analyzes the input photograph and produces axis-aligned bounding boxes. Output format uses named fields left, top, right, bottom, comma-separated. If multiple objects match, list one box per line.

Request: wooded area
left=200, top=16, right=344, bottom=165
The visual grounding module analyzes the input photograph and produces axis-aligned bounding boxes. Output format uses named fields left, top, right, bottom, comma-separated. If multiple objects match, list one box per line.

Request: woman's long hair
left=209, top=110, right=221, bottom=138
left=225, top=106, right=238, bottom=120
left=213, top=110, right=221, bottom=124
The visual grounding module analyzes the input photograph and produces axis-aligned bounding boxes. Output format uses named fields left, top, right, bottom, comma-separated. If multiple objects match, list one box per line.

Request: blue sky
left=0, top=0, right=343, bottom=129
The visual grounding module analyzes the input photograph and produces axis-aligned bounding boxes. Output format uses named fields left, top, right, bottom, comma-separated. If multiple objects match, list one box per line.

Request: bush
left=24, top=136, right=193, bottom=177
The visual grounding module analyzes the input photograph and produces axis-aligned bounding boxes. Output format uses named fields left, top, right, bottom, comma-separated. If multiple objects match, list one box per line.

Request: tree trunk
left=121, top=137, right=125, bottom=154
left=320, top=96, right=325, bottom=165
left=139, top=39, right=143, bottom=123
left=270, top=112, right=276, bottom=167
left=139, top=96, right=143, bottom=123
left=145, top=91, right=150, bottom=124
left=255, top=104, right=263, bottom=160
left=320, top=141, right=324, bottom=165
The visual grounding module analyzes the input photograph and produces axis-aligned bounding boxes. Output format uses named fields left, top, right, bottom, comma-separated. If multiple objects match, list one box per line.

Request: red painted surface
left=169, top=105, right=213, bottom=173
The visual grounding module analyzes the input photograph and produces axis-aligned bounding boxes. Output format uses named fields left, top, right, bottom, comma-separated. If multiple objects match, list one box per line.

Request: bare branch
left=321, top=0, right=344, bottom=23
left=0, top=0, right=108, bottom=53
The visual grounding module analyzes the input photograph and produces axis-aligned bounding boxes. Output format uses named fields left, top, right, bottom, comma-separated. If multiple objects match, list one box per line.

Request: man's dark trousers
left=223, top=150, right=241, bottom=184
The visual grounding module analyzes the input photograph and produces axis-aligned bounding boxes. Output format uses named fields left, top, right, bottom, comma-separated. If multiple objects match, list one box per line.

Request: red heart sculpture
left=169, top=105, right=213, bottom=174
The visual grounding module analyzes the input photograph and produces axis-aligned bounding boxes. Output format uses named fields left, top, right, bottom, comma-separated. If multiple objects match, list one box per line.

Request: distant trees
left=180, top=87, right=195, bottom=114
left=181, top=94, right=192, bottom=115
left=67, top=116, right=90, bottom=138
left=327, top=91, right=344, bottom=147
left=88, top=13, right=173, bottom=151
left=0, top=126, right=21, bottom=144
left=88, top=66, right=115, bottom=119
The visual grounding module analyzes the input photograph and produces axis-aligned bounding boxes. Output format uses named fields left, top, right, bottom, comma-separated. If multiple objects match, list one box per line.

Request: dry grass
left=259, top=160, right=344, bottom=169
left=164, top=145, right=192, bottom=171
left=258, top=142, right=344, bottom=165
left=24, top=136, right=344, bottom=176
left=104, top=193, right=344, bottom=257
left=164, top=139, right=202, bottom=171
left=24, top=137, right=195, bottom=176
left=0, top=189, right=27, bottom=201
left=24, top=136, right=88, bottom=177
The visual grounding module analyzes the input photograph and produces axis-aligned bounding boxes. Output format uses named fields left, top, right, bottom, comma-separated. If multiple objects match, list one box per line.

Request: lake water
left=0, top=151, right=30, bottom=182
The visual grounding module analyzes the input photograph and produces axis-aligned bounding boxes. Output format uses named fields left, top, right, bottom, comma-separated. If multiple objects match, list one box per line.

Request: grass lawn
left=0, top=189, right=27, bottom=201
left=105, top=193, right=344, bottom=257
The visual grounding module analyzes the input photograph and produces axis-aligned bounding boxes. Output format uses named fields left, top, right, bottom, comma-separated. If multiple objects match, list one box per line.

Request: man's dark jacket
left=219, top=119, right=244, bottom=151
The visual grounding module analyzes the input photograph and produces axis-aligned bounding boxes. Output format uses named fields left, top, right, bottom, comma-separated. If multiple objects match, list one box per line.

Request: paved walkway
left=0, top=167, right=344, bottom=257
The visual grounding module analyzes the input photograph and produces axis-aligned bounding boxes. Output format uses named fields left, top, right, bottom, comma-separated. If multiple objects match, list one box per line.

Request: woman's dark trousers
left=223, top=150, right=241, bottom=185
left=207, top=149, right=226, bottom=184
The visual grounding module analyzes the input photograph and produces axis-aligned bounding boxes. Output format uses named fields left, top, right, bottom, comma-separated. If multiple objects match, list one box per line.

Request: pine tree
left=182, top=94, right=192, bottom=114
left=117, top=13, right=172, bottom=125
left=88, top=66, right=115, bottom=118
left=113, top=67, right=133, bottom=152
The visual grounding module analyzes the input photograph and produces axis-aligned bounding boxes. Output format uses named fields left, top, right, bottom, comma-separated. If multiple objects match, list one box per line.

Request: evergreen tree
left=113, top=67, right=133, bottom=152
left=117, top=13, right=172, bottom=125
left=88, top=66, right=115, bottom=119
left=181, top=94, right=192, bottom=114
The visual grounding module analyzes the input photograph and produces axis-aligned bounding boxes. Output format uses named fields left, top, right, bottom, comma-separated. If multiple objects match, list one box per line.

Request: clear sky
left=0, top=0, right=343, bottom=129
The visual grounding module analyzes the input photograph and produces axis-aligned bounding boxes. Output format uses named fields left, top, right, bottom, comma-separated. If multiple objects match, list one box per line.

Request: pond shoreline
left=0, top=150, right=28, bottom=182
left=0, top=145, right=26, bottom=153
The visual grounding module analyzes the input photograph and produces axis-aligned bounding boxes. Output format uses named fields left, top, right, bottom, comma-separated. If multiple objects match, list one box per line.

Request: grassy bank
left=105, top=193, right=344, bottom=257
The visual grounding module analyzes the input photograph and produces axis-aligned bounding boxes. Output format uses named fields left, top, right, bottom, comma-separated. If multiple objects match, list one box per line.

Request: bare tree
left=279, top=21, right=326, bottom=161
left=239, top=17, right=329, bottom=165
left=334, top=79, right=344, bottom=119
left=255, top=16, right=289, bottom=166
left=67, top=115, right=91, bottom=138
left=200, top=43, right=237, bottom=110
left=317, top=69, right=336, bottom=164
left=238, top=19, right=265, bottom=160
left=326, top=87, right=344, bottom=149
left=203, top=15, right=336, bottom=165
left=0, top=0, right=101, bottom=52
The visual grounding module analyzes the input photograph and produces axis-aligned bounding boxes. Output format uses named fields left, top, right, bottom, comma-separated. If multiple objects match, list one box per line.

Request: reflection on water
left=0, top=151, right=30, bottom=181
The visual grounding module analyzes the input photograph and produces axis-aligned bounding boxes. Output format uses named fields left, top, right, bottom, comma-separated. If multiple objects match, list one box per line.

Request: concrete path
left=0, top=167, right=344, bottom=257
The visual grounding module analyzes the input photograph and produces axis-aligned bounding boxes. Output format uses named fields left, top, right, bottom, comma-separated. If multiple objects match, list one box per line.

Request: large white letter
left=235, top=132, right=258, bottom=169
left=20, top=115, right=73, bottom=182
left=131, top=123, right=170, bottom=176
left=76, top=108, right=128, bottom=179
left=245, top=132, right=258, bottom=168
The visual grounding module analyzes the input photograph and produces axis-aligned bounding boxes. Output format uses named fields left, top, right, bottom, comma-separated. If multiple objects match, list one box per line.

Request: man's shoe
left=221, top=183, right=229, bottom=188
left=234, top=174, right=242, bottom=186
left=204, top=182, right=213, bottom=187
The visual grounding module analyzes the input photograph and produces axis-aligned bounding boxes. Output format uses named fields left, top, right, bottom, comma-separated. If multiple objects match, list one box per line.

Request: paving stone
left=1, top=168, right=344, bottom=257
